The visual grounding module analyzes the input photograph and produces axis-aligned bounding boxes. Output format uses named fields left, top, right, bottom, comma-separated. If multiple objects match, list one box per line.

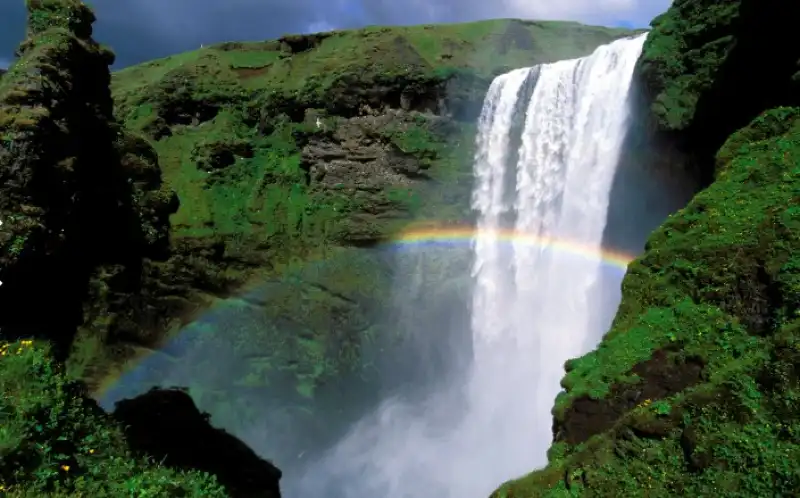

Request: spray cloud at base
left=285, top=32, right=696, bottom=497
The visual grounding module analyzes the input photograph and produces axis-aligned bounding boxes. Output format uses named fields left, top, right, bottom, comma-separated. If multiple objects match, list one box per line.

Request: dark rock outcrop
left=278, top=32, right=333, bottom=54
left=113, top=388, right=282, bottom=498
left=192, top=138, right=255, bottom=171
left=0, top=0, right=176, bottom=355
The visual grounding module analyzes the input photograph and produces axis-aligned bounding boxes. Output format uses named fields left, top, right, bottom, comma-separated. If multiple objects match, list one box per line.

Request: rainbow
left=387, top=225, right=635, bottom=270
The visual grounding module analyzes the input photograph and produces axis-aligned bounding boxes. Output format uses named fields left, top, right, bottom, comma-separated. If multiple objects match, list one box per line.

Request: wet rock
left=113, top=387, right=282, bottom=498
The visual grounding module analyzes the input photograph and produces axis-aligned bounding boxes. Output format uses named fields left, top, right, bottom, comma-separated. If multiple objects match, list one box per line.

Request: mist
left=280, top=35, right=698, bottom=498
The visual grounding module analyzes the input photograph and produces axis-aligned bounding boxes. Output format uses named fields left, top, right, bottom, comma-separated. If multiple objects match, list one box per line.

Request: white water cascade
left=290, top=33, right=648, bottom=498
left=469, top=32, right=647, bottom=481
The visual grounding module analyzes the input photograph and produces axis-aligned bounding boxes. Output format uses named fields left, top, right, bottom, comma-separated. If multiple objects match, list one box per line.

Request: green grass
left=111, top=19, right=633, bottom=111
left=0, top=340, right=227, bottom=497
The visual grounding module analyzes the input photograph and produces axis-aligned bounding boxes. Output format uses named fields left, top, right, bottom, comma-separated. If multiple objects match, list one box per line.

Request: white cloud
left=356, top=0, right=672, bottom=29
left=304, top=21, right=337, bottom=34
left=498, top=0, right=671, bottom=26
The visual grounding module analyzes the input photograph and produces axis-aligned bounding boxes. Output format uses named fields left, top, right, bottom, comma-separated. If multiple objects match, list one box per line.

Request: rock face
left=113, top=388, right=282, bottom=498
left=492, top=1, right=800, bottom=496
left=0, top=0, right=175, bottom=355
left=301, top=110, right=432, bottom=189
left=298, top=109, right=458, bottom=245
left=637, top=0, right=800, bottom=183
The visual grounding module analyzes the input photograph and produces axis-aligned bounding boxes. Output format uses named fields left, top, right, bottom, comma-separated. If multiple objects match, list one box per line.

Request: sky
left=0, top=0, right=671, bottom=69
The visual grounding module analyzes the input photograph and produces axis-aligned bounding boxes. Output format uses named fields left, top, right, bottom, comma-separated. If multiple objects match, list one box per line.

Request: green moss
left=25, top=0, right=95, bottom=38
left=492, top=107, right=800, bottom=496
left=637, top=0, right=741, bottom=131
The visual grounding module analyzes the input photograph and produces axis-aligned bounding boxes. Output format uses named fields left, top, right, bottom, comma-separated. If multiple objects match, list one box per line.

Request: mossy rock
left=637, top=0, right=800, bottom=182
left=0, top=0, right=174, bottom=355
left=492, top=107, right=800, bottom=497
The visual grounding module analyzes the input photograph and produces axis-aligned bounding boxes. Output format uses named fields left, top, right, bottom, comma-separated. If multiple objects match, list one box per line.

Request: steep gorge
left=98, top=17, right=640, bottom=484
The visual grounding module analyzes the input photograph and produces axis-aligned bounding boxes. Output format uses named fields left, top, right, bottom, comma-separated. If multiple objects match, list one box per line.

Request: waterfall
left=289, top=33, right=648, bottom=498
left=469, top=33, right=647, bottom=481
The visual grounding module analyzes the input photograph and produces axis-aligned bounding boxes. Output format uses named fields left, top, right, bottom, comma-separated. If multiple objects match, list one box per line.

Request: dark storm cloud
left=0, top=0, right=670, bottom=69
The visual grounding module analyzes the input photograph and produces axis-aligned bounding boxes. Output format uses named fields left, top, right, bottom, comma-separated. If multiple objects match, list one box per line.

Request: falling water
left=469, top=33, right=648, bottom=480
left=290, top=33, right=648, bottom=497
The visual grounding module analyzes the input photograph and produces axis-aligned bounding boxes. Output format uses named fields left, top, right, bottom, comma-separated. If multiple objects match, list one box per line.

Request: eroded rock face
left=113, top=388, right=282, bottom=498
left=300, top=110, right=432, bottom=189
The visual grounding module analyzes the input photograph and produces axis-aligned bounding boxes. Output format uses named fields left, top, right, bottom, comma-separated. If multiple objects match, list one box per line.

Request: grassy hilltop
left=110, top=18, right=633, bottom=254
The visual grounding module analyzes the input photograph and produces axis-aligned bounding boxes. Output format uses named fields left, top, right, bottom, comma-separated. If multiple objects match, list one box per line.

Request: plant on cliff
left=0, top=340, right=227, bottom=496
left=637, top=0, right=799, bottom=182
